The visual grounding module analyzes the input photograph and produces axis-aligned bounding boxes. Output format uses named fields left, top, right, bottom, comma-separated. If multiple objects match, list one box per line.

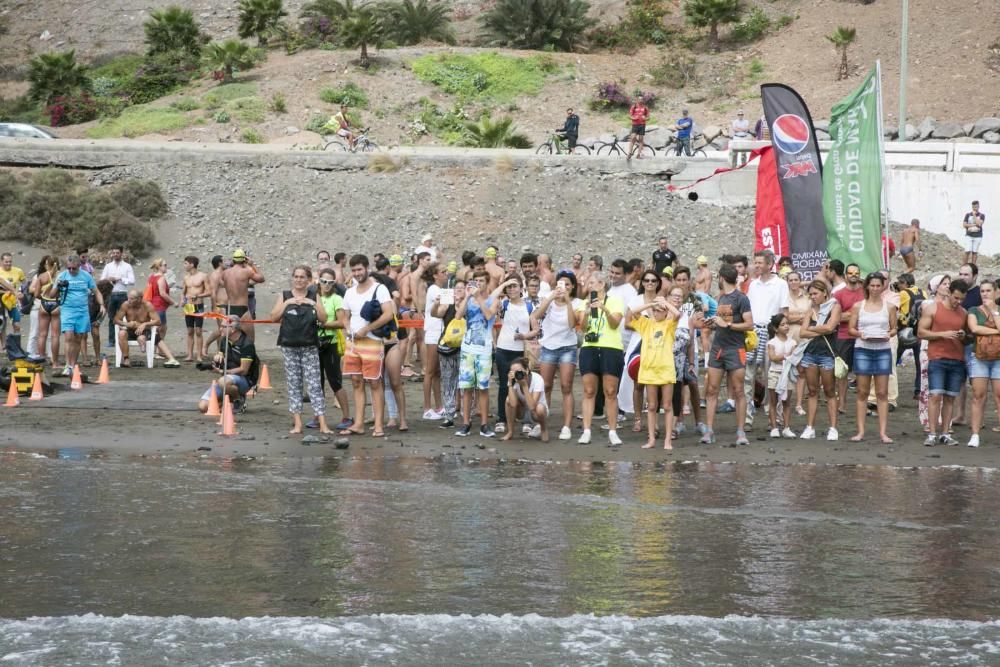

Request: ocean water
left=2, top=450, right=999, bottom=664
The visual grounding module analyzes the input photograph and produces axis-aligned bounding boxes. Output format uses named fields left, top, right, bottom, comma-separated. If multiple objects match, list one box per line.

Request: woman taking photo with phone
left=531, top=270, right=582, bottom=441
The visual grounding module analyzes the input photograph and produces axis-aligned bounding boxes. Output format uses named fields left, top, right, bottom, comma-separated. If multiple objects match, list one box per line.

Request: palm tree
left=203, top=40, right=257, bottom=83
left=340, top=7, right=383, bottom=68
left=300, top=0, right=358, bottom=23
left=479, top=0, right=595, bottom=52
left=28, top=50, right=90, bottom=104
left=826, top=26, right=857, bottom=80
left=462, top=114, right=532, bottom=148
left=144, top=5, right=203, bottom=55
left=238, top=0, right=288, bottom=46
left=683, top=0, right=744, bottom=49
left=381, top=0, right=455, bottom=46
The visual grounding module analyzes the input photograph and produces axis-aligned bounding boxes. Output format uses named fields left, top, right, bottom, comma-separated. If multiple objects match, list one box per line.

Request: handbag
left=744, top=328, right=758, bottom=351
left=440, top=317, right=467, bottom=348
left=822, top=335, right=849, bottom=380
left=359, top=285, right=397, bottom=339
left=975, top=306, right=1000, bottom=361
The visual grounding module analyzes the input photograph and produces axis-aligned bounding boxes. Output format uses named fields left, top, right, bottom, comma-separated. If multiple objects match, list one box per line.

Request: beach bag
left=440, top=317, right=467, bottom=349
left=975, top=307, right=1000, bottom=361
left=744, top=329, right=758, bottom=351
left=437, top=304, right=460, bottom=356
left=822, top=336, right=848, bottom=380
left=359, top=287, right=397, bottom=339
left=277, top=291, right=319, bottom=348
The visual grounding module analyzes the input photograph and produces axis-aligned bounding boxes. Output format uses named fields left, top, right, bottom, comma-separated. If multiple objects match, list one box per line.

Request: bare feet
left=290, top=428, right=303, bottom=434
left=320, top=428, right=335, bottom=435
left=540, top=430, right=549, bottom=443
left=499, top=432, right=513, bottom=442
left=880, top=435, right=893, bottom=444
left=663, top=440, right=673, bottom=450
left=642, top=440, right=655, bottom=449
left=850, top=433, right=864, bottom=442
left=632, top=419, right=642, bottom=433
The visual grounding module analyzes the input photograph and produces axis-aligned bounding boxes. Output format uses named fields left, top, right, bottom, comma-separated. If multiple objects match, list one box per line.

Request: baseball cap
left=778, top=266, right=792, bottom=278
left=389, top=254, right=403, bottom=266
left=484, top=247, right=498, bottom=258
left=737, top=109, right=744, bottom=115
left=697, top=255, right=708, bottom=265
left=446, top=260, right=458, bottom=272
left=421, top=233, right=433, bottom=242
left=661, top=266, right=673, bottom=277
left=232, top=248, right=247, bottom=263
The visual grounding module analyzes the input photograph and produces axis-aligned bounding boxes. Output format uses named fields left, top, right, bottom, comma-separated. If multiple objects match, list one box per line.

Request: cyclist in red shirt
left=627, top=99, right=650, bottom=160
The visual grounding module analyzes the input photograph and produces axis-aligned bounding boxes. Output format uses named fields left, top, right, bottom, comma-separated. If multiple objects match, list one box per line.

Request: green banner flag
left=822, top=67, right=884, bottom=275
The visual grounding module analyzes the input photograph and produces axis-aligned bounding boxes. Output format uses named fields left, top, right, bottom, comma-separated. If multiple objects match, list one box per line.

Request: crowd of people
left=0, top=199, right=992, bottom=450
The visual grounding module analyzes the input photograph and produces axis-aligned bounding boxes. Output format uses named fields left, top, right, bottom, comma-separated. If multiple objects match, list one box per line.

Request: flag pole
left=875, top=60, right=891, bottom=274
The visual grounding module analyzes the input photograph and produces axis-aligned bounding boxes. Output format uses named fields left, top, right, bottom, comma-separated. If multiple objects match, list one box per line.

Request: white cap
left=422, top=233, right=433, bottom=242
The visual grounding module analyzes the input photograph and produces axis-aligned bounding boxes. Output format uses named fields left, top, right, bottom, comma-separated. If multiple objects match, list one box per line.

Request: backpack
left=359, top=285, right=397, bottom=339
left=276, top=290, right=319, bottom=348
left=901, top=287, right=925, bottom=329
left=500, top=298, right=533, bottom=320
left=440, top=316, right=467, bottom=349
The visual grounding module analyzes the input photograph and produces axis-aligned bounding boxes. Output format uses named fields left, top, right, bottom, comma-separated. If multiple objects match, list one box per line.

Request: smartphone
left=440, top=289, right=454, bottom=305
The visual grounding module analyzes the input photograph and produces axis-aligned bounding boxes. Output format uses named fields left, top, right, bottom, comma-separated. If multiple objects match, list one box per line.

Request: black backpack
left=277, top=290, right=319, bottom=347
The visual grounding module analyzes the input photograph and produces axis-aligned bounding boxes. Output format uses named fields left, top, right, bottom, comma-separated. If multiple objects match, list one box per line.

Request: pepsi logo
left=772, top=114, right=811, bottom=154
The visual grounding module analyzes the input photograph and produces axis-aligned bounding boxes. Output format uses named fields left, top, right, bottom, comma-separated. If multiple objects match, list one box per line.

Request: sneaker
left=675, top=422, right=687, bottom=436
left=781, top=427, right=797, bottom=439
left=479, top=425, right=495, bottom=438
left=439, top=419, right=455, bottom=429
left=578, top=429, right=592, bottom=444
left=608, top=430, right=622, bottom=446
left=423, top=409, right=443, bottom=420
left=923, top=434, right=937, bottom=446
left=800, top=426, right=816, bottom=440
left=559, top=426, right=572, bottom=440
left=594, top=413, right=606, bottom=421
left=769, top=428, right=780, bottom=438
left=305, top=418, right=319, bottom=429
left=335, top=417, right=354, bottom=430
left=61, top=366, right=73, bottom=377
left=968, top=434, right=981, bottom=448
left=522, top=423, right=533, bottom=435
left=699, top=429, right=716, bottom=445
left=699, top=399, right=707, bottom=409
left=736, top=431, right=750, bottom=446
left=454, top=424, right=471, bottom=437
left=494, top=423, right=506, bottom=434
left=696, top=422, right=709, bottom=436
left=529, top=424, right=542, bottom=439
left=827, top=428, right=839, bottom=441
left=939, top=434, right=959, bottom=446
left=717, top=402, right=736, bottom=414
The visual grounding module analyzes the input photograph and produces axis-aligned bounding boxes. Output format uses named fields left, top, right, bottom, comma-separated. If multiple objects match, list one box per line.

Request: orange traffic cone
left=219, top=394, right=237, bottom=436
left=4, top=380, right=19, bottom=407
left=29, top=373, right=43, bottom=401
left=95, top=357, right=110, bottom=384
left=258, top=364, right=272, bottom=390
left=70, top=364, right=83, bottom=390
left=205, top=380, right=221, bottom=416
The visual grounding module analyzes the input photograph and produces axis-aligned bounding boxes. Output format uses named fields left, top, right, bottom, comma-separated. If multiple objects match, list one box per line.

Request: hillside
left=0, top=0, right=997, bottom=145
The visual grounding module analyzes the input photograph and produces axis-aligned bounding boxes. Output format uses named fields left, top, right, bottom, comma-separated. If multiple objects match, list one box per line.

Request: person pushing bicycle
left=554, top=108, right=579, bottom=153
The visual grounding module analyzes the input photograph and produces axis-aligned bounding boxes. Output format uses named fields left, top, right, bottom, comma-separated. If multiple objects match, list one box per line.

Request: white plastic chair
left=114, top=324, right=158, bottom=368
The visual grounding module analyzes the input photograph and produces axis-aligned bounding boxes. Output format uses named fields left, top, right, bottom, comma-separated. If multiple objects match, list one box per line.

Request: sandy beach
left=5, top=342, right=999, bottom=469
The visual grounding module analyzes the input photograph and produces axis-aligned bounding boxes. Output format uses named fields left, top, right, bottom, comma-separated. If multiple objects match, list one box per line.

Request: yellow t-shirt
left=631, top=316, right=678, bottom=385
left=578, top=296, right=625, bottom=350
left=0, top=267, right=26, bottom=289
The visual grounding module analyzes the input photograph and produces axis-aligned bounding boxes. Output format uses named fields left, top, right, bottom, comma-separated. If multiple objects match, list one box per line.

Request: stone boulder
left=903, top=124, right=919, bottom=141
left=931, top=122, right=966, bottom=139
left=983, top=131, right=1000, bottom=144
left=971, top=118, right=1000, bottom=138
left=814, top=119, right=830, bottom=133
left=918, top=117, right=936, bottom=140
left=883, top=125, right=898, bottom=140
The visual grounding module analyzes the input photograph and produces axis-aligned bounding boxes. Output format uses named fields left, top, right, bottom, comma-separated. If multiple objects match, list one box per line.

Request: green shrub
left=121, top=50, right=199, bottom=104
left=318, top=82, right=369, bottom=108
left=775, top=14, right=795, bottom=29
left=0, top=169, right=158, bottom=256
left=86, top=105, right=193, bottom=138
left=205, top=83, right=258, bottom=102
left=202, top=93, right=222, bottom=110
left=238, top=0, right=288, bottom=47
left=109, top=180, right=169, bottom=219
left=408, top=100, right=469, bottom=143
left=381, top=0, right=456, bottom=46
left=241, top=128, right=264, bottom=143
left=170, top=96, right=200, bottom=111
left=145, top=6, right=204, bottom=56
left=269, top=92, right=287, bottom=113
left=410, top=52, right=552, bottom=102
left=214, top=110, right=231, bottom=123
left=227, top=97, right=266, bottom=123
left=588, top=0, right=672, bottom=51
left=89, top=53, right=145, bottom=80
left=460, top=113, right=531, bottom=148
left=730, top=6, right=771, bottom=42
left=747, top=56, right=765, bottom=82
left=304, top=113, right=329, bottom=134
left=46, top=92, right=99, bottom=126
left=478, top=0, right=595, bottom=51
left=0, top=95, right=45, bottom=124
left=649, top=52, right=699, bottom=89
left=28, top=50, right=90, bottom=104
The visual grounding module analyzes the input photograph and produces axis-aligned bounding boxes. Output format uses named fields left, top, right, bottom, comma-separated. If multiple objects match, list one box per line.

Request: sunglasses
left=318, top=279, right=336, bottom=285
left=642, top=278, right=659, bottom=284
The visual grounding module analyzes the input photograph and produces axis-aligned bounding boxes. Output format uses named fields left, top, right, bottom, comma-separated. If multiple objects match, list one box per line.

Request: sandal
left=120, top=357, right=130, bottom=368
left=164, top=359, right=181, bottom=368
left=632, top=419, right=642, bottom=433
left=338, top=428, right=365, bottom=436
left=371, top=431, right=385, bottom=437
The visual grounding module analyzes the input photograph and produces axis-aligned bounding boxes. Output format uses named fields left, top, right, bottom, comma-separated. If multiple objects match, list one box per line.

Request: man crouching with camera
left=197, top=317, right=260, bottom=414
left=499, top=357, right=549, bottom=443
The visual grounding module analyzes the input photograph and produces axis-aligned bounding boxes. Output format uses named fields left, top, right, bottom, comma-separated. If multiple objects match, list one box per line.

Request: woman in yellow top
left=628, top=293, right=682, bottom=450
left=575, top=272, right=625, bottom=446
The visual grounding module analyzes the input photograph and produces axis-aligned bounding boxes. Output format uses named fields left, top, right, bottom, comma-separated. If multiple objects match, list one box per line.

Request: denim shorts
left=800, top=352, right=834, bottom=371
left=853, top=347, right=892, bottom=376
left=967, top=352, right=1000, bottom=380
left=927, top=358, right=967, bottom=396
left=540, top=344, right=578, bottom=366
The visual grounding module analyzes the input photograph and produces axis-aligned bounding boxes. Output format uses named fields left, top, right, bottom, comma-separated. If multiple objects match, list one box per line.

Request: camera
left=57, top=280, right=69, bottom=289
left=196, top=361, right=218, bottom=371
left=584, top=332, right=600, bottom=343
left=514, top=370, right=526, bottom=382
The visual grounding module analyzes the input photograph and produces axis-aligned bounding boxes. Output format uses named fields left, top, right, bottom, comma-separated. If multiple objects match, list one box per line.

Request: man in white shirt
left=341, top=254, right=396, bottom=437
left=608, top=259, right=639, bottom=346
left=414, top=234, right=438, bottom=262
left=99, top=245, right=135, bottom=348
left=745, top=249, right=789, bottom=427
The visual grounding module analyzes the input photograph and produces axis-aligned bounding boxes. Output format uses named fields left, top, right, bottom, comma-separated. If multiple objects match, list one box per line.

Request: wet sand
left=5, top=350, right=999, bottom=468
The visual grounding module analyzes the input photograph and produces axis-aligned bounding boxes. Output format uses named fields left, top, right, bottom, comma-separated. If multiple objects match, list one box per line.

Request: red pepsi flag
left=754, top=146, right=790, bottom=259
left=761, top=85, right=826, bottom=280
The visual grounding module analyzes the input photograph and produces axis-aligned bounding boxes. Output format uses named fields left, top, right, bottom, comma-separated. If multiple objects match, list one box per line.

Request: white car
left=0, top=123, right=57, bottom=139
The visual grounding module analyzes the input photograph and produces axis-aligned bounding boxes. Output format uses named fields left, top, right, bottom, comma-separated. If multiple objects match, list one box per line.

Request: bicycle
left=660, top=130, right=709, bottom=158
left=323, top=127, right=379, bottom=152
left=535, top=132, right=591, bottom=155
left=594, top=130, right=656, bottom=158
